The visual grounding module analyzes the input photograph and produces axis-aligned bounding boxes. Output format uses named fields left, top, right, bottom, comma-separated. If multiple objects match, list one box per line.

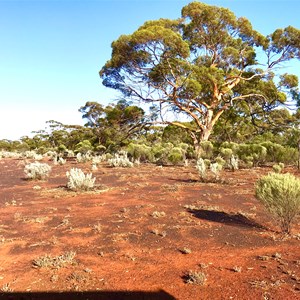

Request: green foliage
left=272, top=164, right=282, bottom=173
left=237, top=144, right=267, bottom=166
left=57, top=144, right=67, bottom=154
left=260, top=141, right=285, bottom=163
left=95, top=145, right=106, bottom=154
left=167, top=147, right=185, bottom=165
left=215, top=157, right=226, bottom=167
left=219, top=142, right=239, bottom=154
left=220, top=148, right=233, bottom=160
left=79, top=100, right=146, bottom=150
left=75, top=140, right=94, bottom=154
left=151, top=142, right=173, bottom=164
left=255, top=172, right=300, bottom=233
left=272, top=162, right=285, bottom=173
left=0, top=140, right=13, bottom=151
left=100, top=1, right=300, bottom=147
left=162, top=124, right=193, bottom=145
left=126, top=143, right=153, bottom=162
left=199, top=141, right=214, bottom=159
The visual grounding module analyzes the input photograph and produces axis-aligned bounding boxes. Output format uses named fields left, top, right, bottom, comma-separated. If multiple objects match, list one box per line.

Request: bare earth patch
left=0, top=158, right=299, bottom=299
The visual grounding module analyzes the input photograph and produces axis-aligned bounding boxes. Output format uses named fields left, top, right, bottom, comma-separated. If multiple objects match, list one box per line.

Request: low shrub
left=92, top=155, right=106, bottom=166
left=75, top=140, right=94, bottom=154
left=255, top=172, right=300, bottom=233
left=210, top=162, right=222, bottom=180
left=53, top=155, right=66, bottom=165
left=23, top=150, right=43, bottom=160
left=184, top=270, right=207, bottom=285
left=220, top=147, right=233, bottom=160
left=107, top=152, right=133, bottom=168
left=230, top=155, right=239, bottom=171
left=66, top=168, right=96, bottom=191
left=196, top=158, right=207, bottom=181
left=167, top=147, right=185, bottom=165
left=215, top=157, right=226, bottom=167
left=238, top=144, right=267, bottom=166
left=32, top=251, right=76, bottom=269
left=126, top=143, right=153, bottom=162
left=272, top=162, right=284, bottom=173
left=24, top=162, right=52, bottom=180
left=76, top=152, right=92, bottom=163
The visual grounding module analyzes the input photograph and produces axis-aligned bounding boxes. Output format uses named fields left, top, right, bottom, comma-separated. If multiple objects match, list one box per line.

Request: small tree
left=255, top=172, right=300, bottom=233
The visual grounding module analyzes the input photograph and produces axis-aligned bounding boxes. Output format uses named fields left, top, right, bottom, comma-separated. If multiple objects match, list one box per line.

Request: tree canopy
left=100, top=1, right=300, bottom=152
left=79, top=100, right=146, bottom=151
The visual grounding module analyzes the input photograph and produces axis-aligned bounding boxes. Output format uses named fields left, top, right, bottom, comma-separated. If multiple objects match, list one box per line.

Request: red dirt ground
left=0, top=157, right=299, bottom=300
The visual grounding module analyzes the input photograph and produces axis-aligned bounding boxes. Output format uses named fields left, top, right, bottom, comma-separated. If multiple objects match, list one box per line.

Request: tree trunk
left=200, top=127, right=212, bottom=142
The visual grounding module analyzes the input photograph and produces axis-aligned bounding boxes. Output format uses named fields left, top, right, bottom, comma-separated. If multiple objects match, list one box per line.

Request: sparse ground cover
left=0, top=157, right=299, bottom=299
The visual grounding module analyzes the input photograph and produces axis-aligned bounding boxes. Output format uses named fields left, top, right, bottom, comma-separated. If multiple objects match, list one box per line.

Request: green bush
left=151, top=143, right=173, bottom=164
left=259, top=142, right=297, bottom=165
left=75, top=140, right=93, bottom=154
left=279, top=147, right=298, bottom=165
left=255, top=172, right=300, bottom=233
left=167, top=147, right=185, bottom=165
left=215, top=156, right=226, bottom=167
left=199, top=141, right=214, bottom=159
left=57, top=144, right=67, bottom=154
left=272, top=162, right=284, bottom=173
left=238, top=144, right=267, bottom=166
left=126, top=143, right=153, bottom=162
left=219, top=142, right=239, bottom=154
left=95, top=145, right=106, bottom=154
left=260, top=141, right=282, bottom=162
left=220, top=148, right=233, bottom=160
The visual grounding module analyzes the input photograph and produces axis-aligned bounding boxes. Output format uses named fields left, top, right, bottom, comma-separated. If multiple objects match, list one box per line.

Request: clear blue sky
left=1, top=0, right=300, bottom=140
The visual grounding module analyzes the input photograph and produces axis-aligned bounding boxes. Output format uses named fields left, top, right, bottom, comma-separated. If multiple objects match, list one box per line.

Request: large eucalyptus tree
left=100, top=2, right=300, bottom=153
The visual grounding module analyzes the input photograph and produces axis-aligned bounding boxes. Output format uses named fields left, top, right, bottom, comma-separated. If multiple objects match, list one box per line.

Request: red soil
left=0, top=158, right=299, bottom=299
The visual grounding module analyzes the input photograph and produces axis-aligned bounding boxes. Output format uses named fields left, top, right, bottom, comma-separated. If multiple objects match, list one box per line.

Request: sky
left=1, top=0, right=300, bottom=140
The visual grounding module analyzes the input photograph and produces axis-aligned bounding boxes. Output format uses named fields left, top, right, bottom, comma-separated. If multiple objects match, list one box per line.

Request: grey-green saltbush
left=108, top=152, right=133, bottom=168
left=66, top=168, right=96, bottom=191
left=210, top=162, right=222, bottom=180
left=255, top=172, right=300, bottom=233
left=230, top=155, right=239, bottom=171
left=196, top=158, right=206, bottom=181
left=24, top=162, right=52, bottom=180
